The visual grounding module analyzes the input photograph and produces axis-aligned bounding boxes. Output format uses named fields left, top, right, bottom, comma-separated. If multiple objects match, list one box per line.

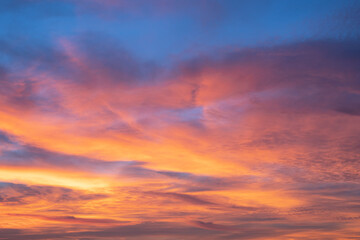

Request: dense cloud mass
left=0, top=0, right=359, bottom=239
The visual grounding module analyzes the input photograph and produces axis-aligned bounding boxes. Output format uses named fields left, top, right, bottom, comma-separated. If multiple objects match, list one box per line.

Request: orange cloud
left=0, top=37, right=359, bottom=239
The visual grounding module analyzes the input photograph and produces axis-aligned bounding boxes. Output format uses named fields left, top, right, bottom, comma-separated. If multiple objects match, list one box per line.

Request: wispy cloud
left=0, top=0, right=359, bottom=239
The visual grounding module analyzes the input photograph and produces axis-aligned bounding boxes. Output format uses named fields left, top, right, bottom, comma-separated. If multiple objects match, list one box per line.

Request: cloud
left=1, top=36, right=359, bottom=179
left=0, top=222, right=218, bottom=240
left=0, top=181, right=108, bottom=205
left=189, top=220, right=236, bottom=231
left=0, top=5, right=359, bottom=237
left=8, top=213, right=126, bottom=225
left=146, top=191, right=216, bottom=206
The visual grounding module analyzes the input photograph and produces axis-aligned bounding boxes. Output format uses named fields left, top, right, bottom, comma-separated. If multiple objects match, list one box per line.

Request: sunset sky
left=0, top=0, right=360, bottom=239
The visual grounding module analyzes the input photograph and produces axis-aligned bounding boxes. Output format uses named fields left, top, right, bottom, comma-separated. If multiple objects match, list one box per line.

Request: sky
left=0, top=0, right=360, bottom=239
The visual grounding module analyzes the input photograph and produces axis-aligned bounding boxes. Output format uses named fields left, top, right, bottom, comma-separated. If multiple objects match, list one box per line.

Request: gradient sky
left=0, top=0, right=360, bottom=239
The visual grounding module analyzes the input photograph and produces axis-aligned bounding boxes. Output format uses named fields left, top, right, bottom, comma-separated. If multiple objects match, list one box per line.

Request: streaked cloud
left=0, top=0, right=359, bottom=239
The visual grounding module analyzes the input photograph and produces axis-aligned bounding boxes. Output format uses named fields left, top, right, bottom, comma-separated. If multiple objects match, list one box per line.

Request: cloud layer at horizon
left=0, top=0, right=360, bottom=239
